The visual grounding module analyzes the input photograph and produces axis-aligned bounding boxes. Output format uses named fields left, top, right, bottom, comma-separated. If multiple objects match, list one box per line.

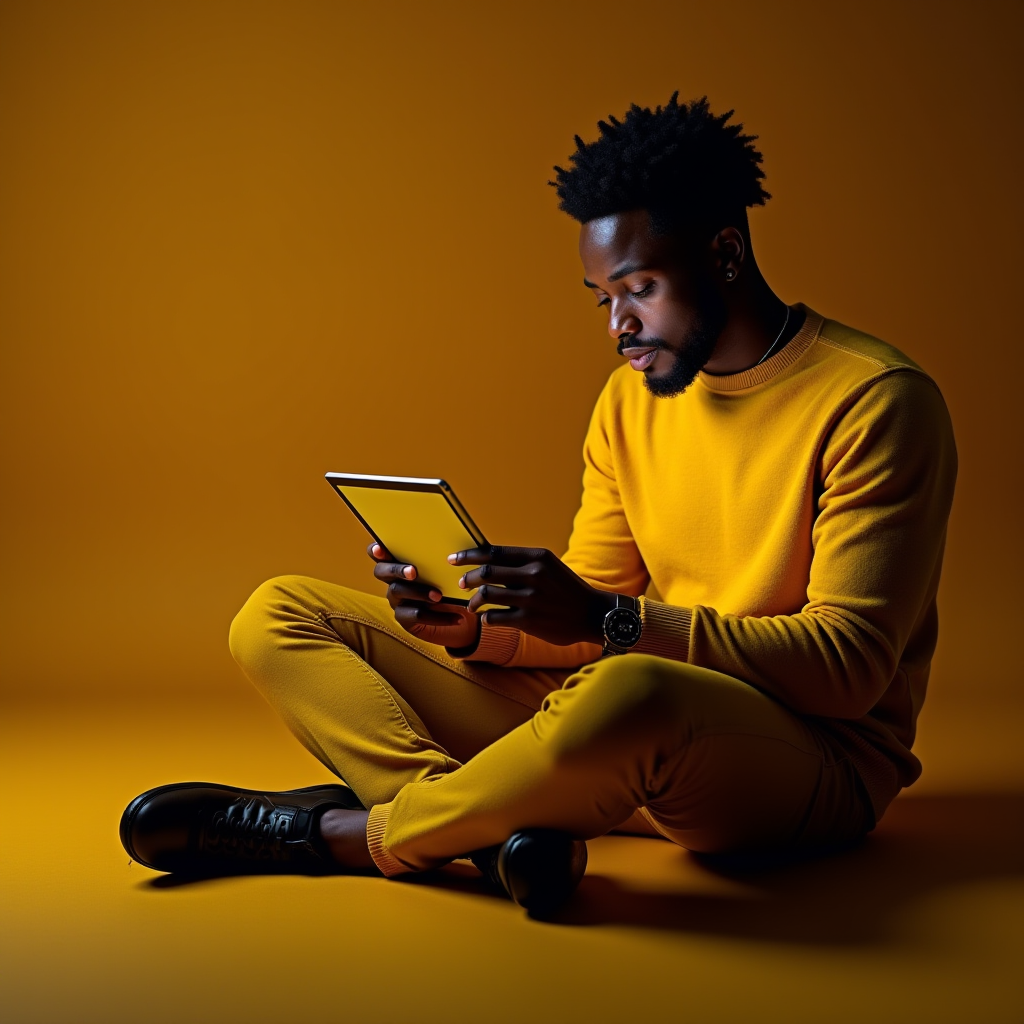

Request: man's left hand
left=450, top=546, right=617, bottom=646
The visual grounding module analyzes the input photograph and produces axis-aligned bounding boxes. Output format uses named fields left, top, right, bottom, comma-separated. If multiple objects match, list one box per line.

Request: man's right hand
left=369, top=542, right=481, bottom=651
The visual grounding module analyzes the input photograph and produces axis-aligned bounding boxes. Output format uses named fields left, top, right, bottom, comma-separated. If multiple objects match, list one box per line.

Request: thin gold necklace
left=753, top=305, right=791, bottom=367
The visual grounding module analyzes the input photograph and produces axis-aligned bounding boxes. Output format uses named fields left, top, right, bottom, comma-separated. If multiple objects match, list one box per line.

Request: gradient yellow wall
left=2, top=0, right=1021, bottom=720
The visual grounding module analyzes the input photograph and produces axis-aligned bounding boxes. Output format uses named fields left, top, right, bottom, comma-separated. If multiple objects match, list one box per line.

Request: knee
left=588, top=654, right=688, bottom=717
left=545, top=655, right=690, bottom=756
left=227, top=574, right=314, bottom=673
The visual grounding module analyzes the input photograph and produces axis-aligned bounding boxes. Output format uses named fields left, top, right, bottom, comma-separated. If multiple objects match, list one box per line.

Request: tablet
left=325, top=473, right=488, bottom=605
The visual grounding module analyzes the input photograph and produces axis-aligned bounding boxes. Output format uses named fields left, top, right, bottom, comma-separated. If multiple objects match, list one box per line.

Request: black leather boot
left=120, top=782, right=364, bottom=874
left=470, top=829, right=588, bottom=918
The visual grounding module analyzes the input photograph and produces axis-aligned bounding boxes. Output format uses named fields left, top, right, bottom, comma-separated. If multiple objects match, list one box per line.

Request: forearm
left=634, top=597, right=902, bottom=719
left=459, top=591, right=900, bottom=712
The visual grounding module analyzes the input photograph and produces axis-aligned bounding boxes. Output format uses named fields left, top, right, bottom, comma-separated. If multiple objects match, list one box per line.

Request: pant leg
left=227, top=575, right=571, bottom=809
left=368, top=653, right=872, bottom=875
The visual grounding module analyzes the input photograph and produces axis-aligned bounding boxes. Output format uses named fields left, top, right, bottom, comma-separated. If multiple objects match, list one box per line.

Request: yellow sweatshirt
left=469, top=306, right=957, bottom=818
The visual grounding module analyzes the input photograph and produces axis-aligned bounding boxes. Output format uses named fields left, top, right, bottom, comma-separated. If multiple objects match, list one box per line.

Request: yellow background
left=1, top=2, right=1022, bottom=1022
left=3, top=0, right=1022, bottom=714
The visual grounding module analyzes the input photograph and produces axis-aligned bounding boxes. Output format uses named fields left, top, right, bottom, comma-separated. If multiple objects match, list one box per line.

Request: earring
left=725, top=269, right=736, bottom=281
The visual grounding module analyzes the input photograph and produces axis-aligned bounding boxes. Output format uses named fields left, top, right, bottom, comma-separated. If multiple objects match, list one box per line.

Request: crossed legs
left=228, top=575, right=871, bottom=876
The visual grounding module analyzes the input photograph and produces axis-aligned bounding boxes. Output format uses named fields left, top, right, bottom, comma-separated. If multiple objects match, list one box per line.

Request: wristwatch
left=601, top=594, right=643, bottom=656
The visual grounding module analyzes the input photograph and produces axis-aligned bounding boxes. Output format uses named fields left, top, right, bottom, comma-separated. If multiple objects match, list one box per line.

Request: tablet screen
left=334, top=484, right=481, bottom=602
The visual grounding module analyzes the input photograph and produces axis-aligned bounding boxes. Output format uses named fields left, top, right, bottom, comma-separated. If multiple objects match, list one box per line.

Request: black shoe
left=470, top=829, right=587, bottom=918
left=120, top=782, right=363, bottom=874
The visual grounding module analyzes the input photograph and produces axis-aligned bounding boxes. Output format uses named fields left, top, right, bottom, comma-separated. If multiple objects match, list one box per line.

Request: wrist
left=445, top=614, right=483, bottom=659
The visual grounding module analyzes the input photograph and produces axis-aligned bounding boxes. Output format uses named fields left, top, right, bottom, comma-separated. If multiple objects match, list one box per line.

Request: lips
left=621, top=345, right=659, bottom=371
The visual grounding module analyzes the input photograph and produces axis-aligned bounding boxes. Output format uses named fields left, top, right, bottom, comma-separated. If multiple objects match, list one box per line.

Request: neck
left=702, top=268, right=799, bottom=375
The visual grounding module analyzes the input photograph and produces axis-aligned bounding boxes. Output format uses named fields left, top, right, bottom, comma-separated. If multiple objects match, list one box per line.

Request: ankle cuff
left=366, top=803, right=409, bottom=877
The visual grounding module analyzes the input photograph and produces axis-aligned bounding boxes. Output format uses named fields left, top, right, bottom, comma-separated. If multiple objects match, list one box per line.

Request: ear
left=711, top=227, right=747, bottom=283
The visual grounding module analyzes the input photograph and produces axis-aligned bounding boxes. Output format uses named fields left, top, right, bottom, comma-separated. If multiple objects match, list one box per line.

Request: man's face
left=579, top=209, right=726, bottom=398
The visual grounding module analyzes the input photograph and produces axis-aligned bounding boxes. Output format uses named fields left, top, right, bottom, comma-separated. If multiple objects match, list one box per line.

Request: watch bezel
left=603, top=599, right=642, bottom=651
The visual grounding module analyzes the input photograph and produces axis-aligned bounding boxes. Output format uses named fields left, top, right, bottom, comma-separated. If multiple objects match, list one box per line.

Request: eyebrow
left=582, top=263, right=653, bottom=289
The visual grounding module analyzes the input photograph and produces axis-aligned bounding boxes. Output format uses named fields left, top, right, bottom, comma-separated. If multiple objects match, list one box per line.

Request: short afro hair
left=551, top=94, right=770, bottom=234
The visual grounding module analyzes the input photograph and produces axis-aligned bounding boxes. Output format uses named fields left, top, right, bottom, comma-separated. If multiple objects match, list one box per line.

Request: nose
left=607, top=299, right=641, bottom=342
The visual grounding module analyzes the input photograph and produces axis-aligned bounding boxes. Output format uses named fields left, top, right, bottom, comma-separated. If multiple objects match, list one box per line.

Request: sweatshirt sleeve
left=459, top=624, right=602, bottom=668
left=457, top=375, right=644, bottom=668
left=561, top=372, right=651, bottom=596
left=632, top=370, right=957, bottom=718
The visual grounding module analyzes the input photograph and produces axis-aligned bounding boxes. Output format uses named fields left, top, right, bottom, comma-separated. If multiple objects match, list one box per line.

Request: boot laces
left=202, top=797, right=304, bottom=861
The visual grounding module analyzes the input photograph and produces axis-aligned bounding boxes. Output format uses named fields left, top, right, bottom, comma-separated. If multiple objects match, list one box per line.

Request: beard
left=628, top=284, right=727, bottom=399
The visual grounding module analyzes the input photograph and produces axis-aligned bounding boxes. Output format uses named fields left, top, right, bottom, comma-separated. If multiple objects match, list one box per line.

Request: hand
left=368, top=542, right=481, bottom=650
left=450, top=546, right=617, bottom=646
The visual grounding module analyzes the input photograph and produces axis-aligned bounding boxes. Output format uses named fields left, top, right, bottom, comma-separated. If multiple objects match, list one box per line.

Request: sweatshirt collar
left=698, top=303, right=824, bottom=393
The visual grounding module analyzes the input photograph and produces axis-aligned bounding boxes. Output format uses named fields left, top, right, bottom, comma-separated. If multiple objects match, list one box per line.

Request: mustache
left=616, top=335, right=667, bottom=356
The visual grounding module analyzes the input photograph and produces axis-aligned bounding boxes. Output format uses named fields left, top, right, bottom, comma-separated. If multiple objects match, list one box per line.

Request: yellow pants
left=229, top=576, right=872, bottom=876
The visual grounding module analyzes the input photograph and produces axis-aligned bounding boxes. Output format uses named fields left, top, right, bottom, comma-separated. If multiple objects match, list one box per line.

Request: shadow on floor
left=561, top=791, right=1024, bottom=944
left=141, top=791, right=1024, bottom=946
left=142, top=855, right=513, bottom=904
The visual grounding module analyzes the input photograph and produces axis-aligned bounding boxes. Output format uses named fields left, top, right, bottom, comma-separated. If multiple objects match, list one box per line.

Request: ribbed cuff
left=451, top=624, right=521, bottom=664
left=365, top=802, right=409, bottom=877
left=633, top=598, right=693, bottom=661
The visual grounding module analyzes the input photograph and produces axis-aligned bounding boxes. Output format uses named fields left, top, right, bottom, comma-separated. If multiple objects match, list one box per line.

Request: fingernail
left=458, top=576, right=466, bottom=589
left=403, top=566, right=415, bottom=579
left=428, top=590, right=441, bottom=602
left=447, top=553, right=458, bottom=564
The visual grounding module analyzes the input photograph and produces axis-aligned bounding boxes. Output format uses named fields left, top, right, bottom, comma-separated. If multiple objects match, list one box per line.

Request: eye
left=596, top=296, right=610, bottom=308
left=631, top=282, right=655, bottom=299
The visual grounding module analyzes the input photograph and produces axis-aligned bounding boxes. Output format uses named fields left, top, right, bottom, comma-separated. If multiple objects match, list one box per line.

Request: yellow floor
left=2, top=687, right=1022, bottom=1024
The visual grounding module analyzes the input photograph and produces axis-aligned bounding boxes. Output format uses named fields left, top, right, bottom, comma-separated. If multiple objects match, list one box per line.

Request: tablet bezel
left=324, top=473, right=489, bottom=606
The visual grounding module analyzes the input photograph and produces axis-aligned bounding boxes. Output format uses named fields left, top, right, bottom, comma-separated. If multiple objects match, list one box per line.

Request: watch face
left=605, top=607, right=642, bottom=648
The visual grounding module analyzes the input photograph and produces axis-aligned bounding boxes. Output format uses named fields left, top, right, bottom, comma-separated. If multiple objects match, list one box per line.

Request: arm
left=633, top=370, right=958, bottom=718
left=454, top=370, right=957, bottom=719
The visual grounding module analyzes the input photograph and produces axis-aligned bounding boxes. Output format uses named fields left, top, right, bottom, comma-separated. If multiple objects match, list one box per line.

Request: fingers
left=447, top=546, right=491, bottom=567
left=368, top=542, right=421, bottom=581
left=477, top=607, right=524, bottom=628
left=373, top=560, right=419, bottom=584
left=386, top=580, right=443, bottom=606
left=448, top=545, right=551, bottom=568
left=393, top=604, right=466, bottom=629
left=467, top=584, right=531, bottom=614
left=458, top=563, right=537, bottom=589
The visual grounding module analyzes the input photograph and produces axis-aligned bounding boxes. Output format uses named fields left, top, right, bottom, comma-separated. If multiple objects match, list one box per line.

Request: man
left=120, top=95, right=957, bottom=917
